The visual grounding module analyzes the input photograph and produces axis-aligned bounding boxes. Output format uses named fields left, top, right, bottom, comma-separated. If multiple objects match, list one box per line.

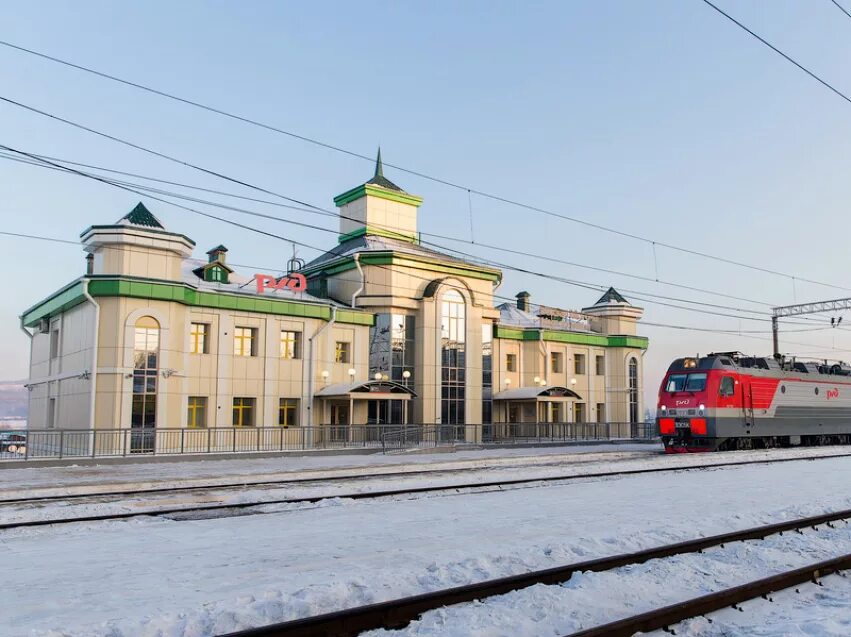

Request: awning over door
left=314, top=380, right=417, bottom=401
left=492, top=386, right=582, bottom=401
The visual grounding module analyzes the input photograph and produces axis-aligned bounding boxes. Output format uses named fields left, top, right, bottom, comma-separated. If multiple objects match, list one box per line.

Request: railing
left=0, top=422, right=657, bottom=462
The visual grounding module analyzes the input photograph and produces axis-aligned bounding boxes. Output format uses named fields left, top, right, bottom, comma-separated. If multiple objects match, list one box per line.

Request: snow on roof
left=497, top=302, right=593, bottom=333
left=180, top=258, right=334, bottom=304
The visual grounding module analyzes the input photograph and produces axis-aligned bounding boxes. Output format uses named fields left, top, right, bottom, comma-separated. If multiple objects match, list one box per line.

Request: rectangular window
left=47, top=397, right=56, bottom=429
left=232, top=397, right=256, bottom=427
left=719, top=376, right=736, bottom=397
left=574, top=353, right=586, bottom=375
left=506, top=353, right=517, bottom=372
left=280, top=331, right=302, bottom=359
left=190, top=323, right=209, bottom=354
left=187, top=396, right=207, bottom=428
left=278, top=398, right=299, bottom=427
left=550, top=352, right=563, bottom=374
left=49, top=328, right=60, bottom=359
left=575, top=402, right=586, bottom=423
left=233, top=327, right=256, bottom=357
left=596, top=355, right=605, bottom=376
left=596, top=403, right=605, bottom=423
left=335, top=341, right=350, bottom=364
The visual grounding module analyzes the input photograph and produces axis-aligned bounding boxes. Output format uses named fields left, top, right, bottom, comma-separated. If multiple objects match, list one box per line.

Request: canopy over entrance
left=492, top=386, right=582, bottom=401
left=315, top=380, right=416, bottom=400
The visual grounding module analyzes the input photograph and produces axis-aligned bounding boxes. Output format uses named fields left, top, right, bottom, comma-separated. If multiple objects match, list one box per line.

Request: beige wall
left=28, top=301, right=97, bottom=430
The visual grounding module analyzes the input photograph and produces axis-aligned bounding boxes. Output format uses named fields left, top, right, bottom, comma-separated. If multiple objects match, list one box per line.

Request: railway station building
left=21, top=156, right=648, bottom=449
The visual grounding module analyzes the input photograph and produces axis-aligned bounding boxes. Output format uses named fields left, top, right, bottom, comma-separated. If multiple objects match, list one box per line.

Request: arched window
left=132, top=317, right=159, bottom=449
left=441, top=289, right=466, bottom=425
left=628, top=357, right=639, bottom=423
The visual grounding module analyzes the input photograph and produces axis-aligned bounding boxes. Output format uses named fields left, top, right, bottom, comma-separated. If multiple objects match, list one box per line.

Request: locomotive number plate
left=675, top=419, right=690, bottom=429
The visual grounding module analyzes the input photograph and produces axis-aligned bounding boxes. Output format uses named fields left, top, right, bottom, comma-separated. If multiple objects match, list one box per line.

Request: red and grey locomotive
left=656, top=352, right=851, bottom=452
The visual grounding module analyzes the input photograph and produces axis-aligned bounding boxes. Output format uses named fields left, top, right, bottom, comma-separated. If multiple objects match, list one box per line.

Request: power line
left=2, top=144, right=799, bottom=324
left=1, top=148, right=786, bottom=312
left=4, top=224, right=841, bottom=352
left=700, top=0, right=851, bottom=108
left=829, top=0, right=851, bottom=20
left=1, top=40, right=849, bottom=293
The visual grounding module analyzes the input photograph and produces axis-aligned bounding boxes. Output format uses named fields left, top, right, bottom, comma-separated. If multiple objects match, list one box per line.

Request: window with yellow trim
left=190, top=323, right=209, bottom=354
left=335, top=341, right=350, bottom=364
left=187, top=396, right=207, bottom=428
left=233, top=327, right=256, bottom=357
left=280, top=331, right=302, bottom=359
left=278, top=398, right=299, bottom=427
left=233, top=397, right=256, bottom=427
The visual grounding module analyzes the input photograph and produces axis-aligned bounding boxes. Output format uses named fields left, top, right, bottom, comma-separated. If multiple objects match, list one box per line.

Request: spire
left=374, top=147, right=384, bottom=179
left=365, top=148, right=403, bottom=192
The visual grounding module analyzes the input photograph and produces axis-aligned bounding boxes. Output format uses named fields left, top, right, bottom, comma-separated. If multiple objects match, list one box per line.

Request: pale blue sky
left=3, top=0, right=851, bottom=405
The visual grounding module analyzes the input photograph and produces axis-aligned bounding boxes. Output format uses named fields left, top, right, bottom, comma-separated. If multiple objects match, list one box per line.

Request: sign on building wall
left=254, top=273, right=307, bottom=294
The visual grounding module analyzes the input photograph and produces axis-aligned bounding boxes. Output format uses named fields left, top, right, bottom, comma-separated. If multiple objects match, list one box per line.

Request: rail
left=0, top=422, right=657, bottom=462
left=218, top=508, right=851, bottom=637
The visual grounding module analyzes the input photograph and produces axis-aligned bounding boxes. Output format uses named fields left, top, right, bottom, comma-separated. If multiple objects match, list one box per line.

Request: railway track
left=0, top=450, right=657, bottom=505
left=5, top=448, right=851, bottom=507
left=566, top=553, right=851, bottom=636
left=218, top=509, right=851, bottom=637
left=3, top=452, right=851, bottom=531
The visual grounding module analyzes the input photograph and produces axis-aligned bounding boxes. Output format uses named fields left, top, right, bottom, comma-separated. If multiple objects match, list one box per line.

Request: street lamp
left=348, top=368, right=357, bottom=378
left=533, top=376, right=541, bottom=384
left=320, top=370, right=330, bottom=383
left=374, top=372, right=383, bottom=380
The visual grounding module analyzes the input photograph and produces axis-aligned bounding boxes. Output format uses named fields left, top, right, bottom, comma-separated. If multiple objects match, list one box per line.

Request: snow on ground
left=4, top=455, right=851, bottom=636
left=0, top=444, right=660, bottom=498
left=365, top=523, right=851, bottom=637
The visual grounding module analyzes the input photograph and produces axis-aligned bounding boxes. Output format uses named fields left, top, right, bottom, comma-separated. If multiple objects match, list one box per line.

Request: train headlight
left=660, top=405, right=667, bottom=412
left=698, top=403, right=705, bottom=415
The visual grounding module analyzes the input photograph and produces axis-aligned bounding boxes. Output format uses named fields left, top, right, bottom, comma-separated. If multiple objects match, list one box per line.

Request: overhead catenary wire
left=830, top=0, right=851, bottom=19
left=1, top=143, right=818, bottom=326
left=0, top=136, right=830, bottom=326
left=0, top=149, right=794, bottom=314
left=0, top=40, right=850, bottom=293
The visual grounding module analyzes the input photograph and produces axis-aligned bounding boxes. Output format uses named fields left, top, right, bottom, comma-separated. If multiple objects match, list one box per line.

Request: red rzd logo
left=827, top=388, right=840, bottom=400
left=254, top=273, right=307, bottom=294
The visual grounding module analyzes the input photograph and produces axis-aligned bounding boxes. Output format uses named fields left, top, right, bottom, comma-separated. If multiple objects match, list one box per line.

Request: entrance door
left=329, top=403, right=349, bottom=442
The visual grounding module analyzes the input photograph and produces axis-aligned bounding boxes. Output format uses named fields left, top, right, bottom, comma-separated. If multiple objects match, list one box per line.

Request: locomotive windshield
left=665, top=373, right=707, bottom=393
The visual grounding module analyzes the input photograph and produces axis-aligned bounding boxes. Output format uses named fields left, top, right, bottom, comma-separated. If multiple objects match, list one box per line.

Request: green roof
left=121, top=202, right=164, bottom=228
left=596, top=287, right=629, bottom=304
left=366, top=147, right=403, bottom=192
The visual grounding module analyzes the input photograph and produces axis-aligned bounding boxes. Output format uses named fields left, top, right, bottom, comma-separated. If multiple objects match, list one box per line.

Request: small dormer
left=193, top=244, right=234, bottom=284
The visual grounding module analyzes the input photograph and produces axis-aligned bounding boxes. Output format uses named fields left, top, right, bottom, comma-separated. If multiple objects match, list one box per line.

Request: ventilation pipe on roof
left=516, top=291, right=530, bottom=312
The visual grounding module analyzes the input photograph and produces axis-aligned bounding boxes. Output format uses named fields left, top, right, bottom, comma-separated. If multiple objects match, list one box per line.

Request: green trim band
left=303, top=251, right=502, bottom=283
left=22, top=277, right=373, bottom=328
left=338, top=226, right=417, bottom=244
left=493, top=324, right=648, bottom=349
left=333, top=184, right=424, bottom=208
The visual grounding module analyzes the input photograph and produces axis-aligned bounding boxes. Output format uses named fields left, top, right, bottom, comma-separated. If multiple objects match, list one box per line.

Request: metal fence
left=0, top=422, right=657, bottom=462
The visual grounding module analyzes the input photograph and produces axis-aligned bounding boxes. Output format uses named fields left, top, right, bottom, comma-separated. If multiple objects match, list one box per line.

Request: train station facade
left=21, top=157, right=648, bottom=442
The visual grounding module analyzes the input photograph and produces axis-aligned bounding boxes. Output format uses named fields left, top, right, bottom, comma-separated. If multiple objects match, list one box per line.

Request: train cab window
left=666, top=374, right=688, bottom=392
left=719, top=377, right=735, bottom=397
left=684, top=373, right=707, bottom=392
